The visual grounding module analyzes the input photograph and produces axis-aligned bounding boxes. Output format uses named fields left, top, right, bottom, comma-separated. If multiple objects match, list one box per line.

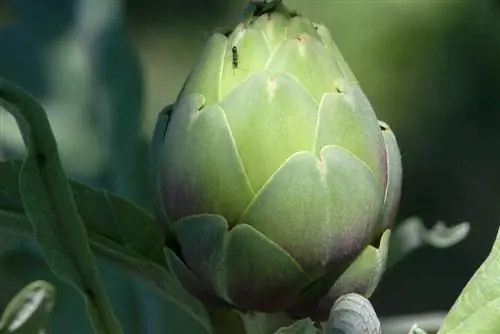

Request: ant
left=231, top=46, right=239, bottom=75
left=229, top=44, right=249, bottom=76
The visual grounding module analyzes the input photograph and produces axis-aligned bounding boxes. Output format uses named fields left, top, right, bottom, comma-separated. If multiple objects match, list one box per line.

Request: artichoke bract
left=154, top=0, right=402, bottom=321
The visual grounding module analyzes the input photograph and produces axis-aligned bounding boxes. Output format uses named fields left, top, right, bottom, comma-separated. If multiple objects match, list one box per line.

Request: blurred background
left=0, top=0, right=499, bottom=333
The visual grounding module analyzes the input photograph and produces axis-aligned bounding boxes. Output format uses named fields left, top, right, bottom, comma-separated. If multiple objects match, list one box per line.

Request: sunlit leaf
left=438, top=226, right=500, bottom=333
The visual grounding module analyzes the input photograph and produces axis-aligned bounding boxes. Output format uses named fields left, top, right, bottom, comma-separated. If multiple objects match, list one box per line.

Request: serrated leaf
left=274, top=319, right=318, bottom=334
left=0, top=281, right=55, bottom=334
left=437, top=226, right=500, bottom=333
left=387, top=217, right=470, bottom=269
left=0, top=78, right=122, bottom=333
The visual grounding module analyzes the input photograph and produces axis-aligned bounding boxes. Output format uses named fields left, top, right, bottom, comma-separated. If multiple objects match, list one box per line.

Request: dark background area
left=0, top=0, right=499, bottom=333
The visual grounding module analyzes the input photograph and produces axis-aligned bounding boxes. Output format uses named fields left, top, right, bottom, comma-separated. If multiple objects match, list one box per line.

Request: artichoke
left=152, top=0, right=402, bottom=321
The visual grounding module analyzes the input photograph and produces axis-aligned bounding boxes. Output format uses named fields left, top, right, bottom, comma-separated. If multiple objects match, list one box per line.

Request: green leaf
left=438, top=226, right=500, bottom=333
left=0, top=161, right=213, bottom=334
left=0, top=159, right=165, bottom=264
left=273, top=319, right=318, bottom=334
left=0, top=281, right=55, bottom=334
left=0, top=78, right=122, bottom=333
left=387, top=217, right=470, bottom=269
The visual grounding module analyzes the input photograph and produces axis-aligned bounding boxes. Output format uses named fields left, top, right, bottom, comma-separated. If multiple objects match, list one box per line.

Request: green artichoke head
left=155, top=0, right=402, bottom=321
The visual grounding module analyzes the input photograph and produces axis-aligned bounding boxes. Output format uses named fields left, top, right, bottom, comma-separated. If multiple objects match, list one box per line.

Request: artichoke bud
left=156, top=0, right=402, bottom=319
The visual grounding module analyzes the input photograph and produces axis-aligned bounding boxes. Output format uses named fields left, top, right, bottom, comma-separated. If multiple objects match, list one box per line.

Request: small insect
left=231, top=46, right=239, bottom=75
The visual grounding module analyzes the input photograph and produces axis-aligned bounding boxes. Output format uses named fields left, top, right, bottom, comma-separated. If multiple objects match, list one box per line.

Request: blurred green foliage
left=0, top=0, right=499, bottom=332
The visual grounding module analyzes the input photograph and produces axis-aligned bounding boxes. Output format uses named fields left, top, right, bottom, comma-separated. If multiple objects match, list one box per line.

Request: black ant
left=231, top=46, right=239, bottom=75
